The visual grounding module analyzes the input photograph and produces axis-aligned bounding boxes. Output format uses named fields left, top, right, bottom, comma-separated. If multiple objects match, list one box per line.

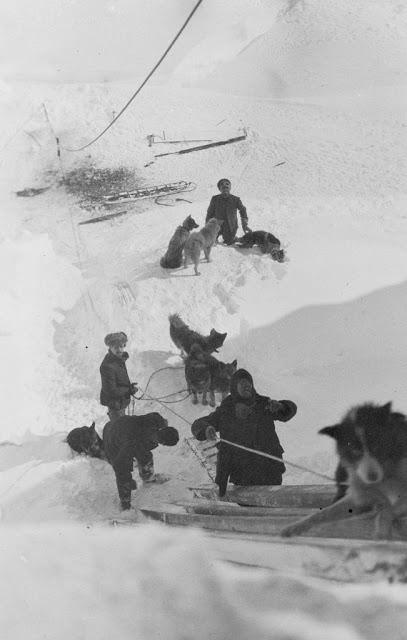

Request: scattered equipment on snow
left=78, top=180, right=196, bottom=211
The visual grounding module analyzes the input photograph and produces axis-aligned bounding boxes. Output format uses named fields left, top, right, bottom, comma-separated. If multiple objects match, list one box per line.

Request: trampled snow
left=1, top=0, right=407, bottom=637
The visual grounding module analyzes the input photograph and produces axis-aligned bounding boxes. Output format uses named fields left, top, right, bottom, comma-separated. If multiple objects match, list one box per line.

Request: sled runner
left=78, top=180, right=196, bottom=210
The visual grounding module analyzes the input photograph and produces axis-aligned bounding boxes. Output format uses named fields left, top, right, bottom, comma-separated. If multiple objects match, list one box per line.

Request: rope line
left=135, top=381, right=335, bottom=484
left=218, top=438, right=335, bottom=483
left=63, top=0, right=205, bottom=152
left=134, top=365, right=184, bottom=400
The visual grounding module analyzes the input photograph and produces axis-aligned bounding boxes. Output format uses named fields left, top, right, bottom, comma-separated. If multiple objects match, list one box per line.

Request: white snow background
left=1, top=0, right=407, bottom=638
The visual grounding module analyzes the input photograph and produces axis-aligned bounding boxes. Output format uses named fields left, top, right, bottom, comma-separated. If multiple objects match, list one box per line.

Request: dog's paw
left=202, top=398, right=208, bottom=406
left=191, top=396, right=198, bottom=405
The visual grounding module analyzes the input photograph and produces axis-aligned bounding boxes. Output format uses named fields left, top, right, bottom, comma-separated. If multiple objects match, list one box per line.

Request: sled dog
left=281, top=403, right=407, bottom=539
left=236, top=230, right=285, bottom=262
left=207, top=353, right=238, bottom=406
left=169, top=313, right=227, bottom=357
left=185, top=344, right=237, bottom=406
left=184, top=344, right=212, bottom=405
left=183, top=217, right=222, bottom=275
left=66, top=422, right=105, bottom=459
left=160, top=215, right=199, bottom=269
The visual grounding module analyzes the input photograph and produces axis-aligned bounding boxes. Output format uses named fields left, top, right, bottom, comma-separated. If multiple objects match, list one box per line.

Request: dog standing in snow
left=168, top=313, right=227, bottom=358
left=183, top=218, right=222, bottom=275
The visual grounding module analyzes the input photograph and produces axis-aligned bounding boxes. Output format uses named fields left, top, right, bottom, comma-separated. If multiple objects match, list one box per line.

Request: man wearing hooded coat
left=191, top=369, right=297, bottom=496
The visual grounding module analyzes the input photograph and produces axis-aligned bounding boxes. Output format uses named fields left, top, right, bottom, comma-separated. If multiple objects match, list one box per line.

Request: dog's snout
left=366, top=469, right=381, bottom=483
left=357, top=456, right=384, bottom=484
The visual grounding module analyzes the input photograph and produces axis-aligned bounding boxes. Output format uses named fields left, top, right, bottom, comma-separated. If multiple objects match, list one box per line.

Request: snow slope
left=187, top=0, right=407, bottom=99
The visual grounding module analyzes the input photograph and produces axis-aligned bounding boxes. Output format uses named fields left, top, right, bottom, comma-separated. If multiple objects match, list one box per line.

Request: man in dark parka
left=191, top=369, right=297, bottom=496
left=103, top=413, right=179, bottom=510
left=206, top=178, right=250, bottom=245
left=100, top=332, right=138, bottom=421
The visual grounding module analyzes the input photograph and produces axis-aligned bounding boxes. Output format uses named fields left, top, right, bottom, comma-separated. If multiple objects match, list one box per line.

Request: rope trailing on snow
left=134, top=365, right=185, bottom=401
left=136, top=385, right=191, bottom=426
left=63, top=0, right=205, bottom=152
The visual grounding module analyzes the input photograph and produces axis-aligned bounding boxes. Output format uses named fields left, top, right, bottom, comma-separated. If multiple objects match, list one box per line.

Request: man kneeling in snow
left=103, top=413, right=179, bottom=510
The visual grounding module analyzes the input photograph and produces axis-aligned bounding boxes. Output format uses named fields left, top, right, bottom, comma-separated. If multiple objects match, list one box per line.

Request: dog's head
left=215, top=359, right=238, bottom=392
left=183, top=215, right=199, bottom=231
left=208, top=329, right=227, bottom=352
left=189, top=342, right=207, bottom=361
left=271, top=247, right=285, bottom=262
left=66, top=422, right=105, bottom=459
left=319, top=402, right=404, bottom=485
left=185, top=361, right=211, bottom=390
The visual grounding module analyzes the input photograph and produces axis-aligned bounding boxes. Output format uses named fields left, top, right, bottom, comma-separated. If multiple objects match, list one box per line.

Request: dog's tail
left=168, top=313, right=187, bottom=329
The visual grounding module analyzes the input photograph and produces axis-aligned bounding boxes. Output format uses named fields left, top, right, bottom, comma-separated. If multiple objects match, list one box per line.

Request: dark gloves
left=205, top=426, right=218, bottom=441
left=266, top=399, right=284, bottom=415
left=130, top=382, right=139, bottom=396
left=242, top=222, right=251, bottom=233
left=265, top=399, right=297, bottom=422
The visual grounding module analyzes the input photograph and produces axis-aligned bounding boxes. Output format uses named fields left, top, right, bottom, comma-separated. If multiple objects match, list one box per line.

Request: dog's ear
left=319, top=425, right=341, bottom=440
left=231, top=359, right=237, bottom=368
left=379, top=402, right=392, bottom=424
left=89, top=421, right=96, bottom=430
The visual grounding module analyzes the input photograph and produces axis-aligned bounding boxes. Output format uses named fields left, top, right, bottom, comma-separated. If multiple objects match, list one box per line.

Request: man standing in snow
left=191, top=369, right=297, bottom=497
left=99, top=332, right=138, bottom=421
left=206, top=178, right=250, bottom=245
left=103, top=413, right=179, bottom=510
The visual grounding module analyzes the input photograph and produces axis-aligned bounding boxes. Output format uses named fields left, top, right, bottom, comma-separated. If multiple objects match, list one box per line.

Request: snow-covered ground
left=1, top=0, right=407, bottom=637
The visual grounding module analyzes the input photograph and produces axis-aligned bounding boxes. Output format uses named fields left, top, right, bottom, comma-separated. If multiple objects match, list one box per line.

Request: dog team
left=160, top=178, right=285, bottom=274
left=67, top=179, right=407, bottom=539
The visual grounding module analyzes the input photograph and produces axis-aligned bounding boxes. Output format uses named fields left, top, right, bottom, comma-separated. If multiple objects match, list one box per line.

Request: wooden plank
left=140, top=504, right=407, bottom=541
left=78, top=210, right=128, bottom=225
left=178, top=501, right=316, bottom=518
left=154, top=134, right=247, bottom=158
left=140, top=508, right=298, bottom=535
left=188, top=484, right=337, bottom=507
left=228, top=484, right=336, bottom=508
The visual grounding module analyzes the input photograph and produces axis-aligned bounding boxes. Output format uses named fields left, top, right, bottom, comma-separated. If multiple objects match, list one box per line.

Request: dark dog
left=281, top=403, right=407, bottom=539
left=169, top=313, right=227, bottom=357
left=207, top=354, right=238, bottom=406
left=185, top=344, right=212, bottom=405
left=236, top=230, right=285, bottom=262
left=185, top=344, right=237, bottom=406
left=66, top=422, right=105, bottom=459
left=160, top=215, right=199, bottom=269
